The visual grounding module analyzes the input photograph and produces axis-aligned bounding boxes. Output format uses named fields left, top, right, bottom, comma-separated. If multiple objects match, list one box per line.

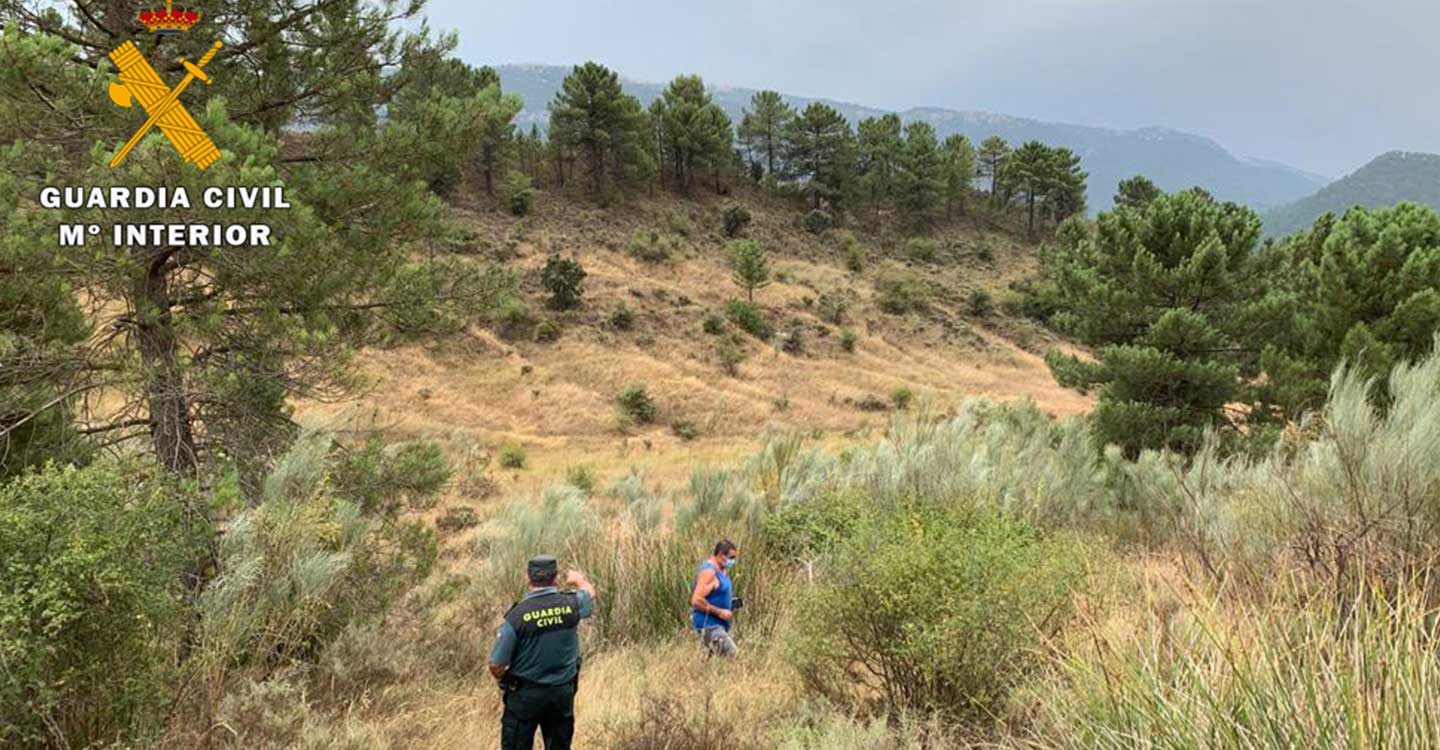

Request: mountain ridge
left=491, top=63, right=1329, bottom=212
left=1263, top=151, right=1440, bottom=237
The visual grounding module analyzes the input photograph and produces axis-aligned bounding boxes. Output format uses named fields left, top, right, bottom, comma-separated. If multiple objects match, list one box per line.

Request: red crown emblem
left=138, top=0, right=199, bottom=33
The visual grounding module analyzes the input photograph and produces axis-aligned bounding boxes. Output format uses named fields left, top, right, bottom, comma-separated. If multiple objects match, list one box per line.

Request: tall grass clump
left=1034, top=578, right=1440, bottom=750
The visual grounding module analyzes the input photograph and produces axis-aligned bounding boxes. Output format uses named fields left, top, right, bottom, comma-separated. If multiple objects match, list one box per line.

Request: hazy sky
left=425, top=0, right=1439, bottom=178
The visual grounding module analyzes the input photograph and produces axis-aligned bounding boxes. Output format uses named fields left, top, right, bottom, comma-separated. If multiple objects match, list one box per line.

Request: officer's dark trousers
left=501, top=683, right=576, bottom=750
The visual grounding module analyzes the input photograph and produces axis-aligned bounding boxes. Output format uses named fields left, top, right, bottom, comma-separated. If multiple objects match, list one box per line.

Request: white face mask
left=723, top=556, right=737, bottom=570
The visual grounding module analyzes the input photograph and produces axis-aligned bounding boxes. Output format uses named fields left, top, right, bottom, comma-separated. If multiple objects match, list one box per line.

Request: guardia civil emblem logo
left=106, top=1, right=222, bottom=169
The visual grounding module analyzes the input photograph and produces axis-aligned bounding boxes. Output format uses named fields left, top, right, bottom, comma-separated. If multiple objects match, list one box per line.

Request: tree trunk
left=133, top=251, right=199, bottom=476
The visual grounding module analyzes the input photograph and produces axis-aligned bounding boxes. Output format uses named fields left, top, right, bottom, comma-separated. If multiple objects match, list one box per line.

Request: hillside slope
left=301, top=191, right=1090, bottom=495
left=494, top=63, right=1327, bottom=213
left=1263, top=151, right=1440, bottom=237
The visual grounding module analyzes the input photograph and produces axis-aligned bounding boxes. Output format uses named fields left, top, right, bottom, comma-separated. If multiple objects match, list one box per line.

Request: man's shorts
left=699, top=625, right=738, bottom=657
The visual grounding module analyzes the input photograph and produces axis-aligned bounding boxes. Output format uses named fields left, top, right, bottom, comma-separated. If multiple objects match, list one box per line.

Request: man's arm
left=488, top=621, right=516, bottom=682
left=566, top=569, right=595, bottom=600
left=690, top=567, right=731, bottom=621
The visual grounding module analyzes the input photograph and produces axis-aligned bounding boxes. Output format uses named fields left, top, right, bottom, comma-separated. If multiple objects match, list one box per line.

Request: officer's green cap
left=527, top=554, right=559, bottom=579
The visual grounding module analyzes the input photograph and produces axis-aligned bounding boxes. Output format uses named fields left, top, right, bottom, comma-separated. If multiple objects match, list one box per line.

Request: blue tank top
left=691, top=560, right=733, bottom=631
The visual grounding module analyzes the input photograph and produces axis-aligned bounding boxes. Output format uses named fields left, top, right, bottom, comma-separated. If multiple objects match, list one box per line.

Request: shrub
left=609, top=303, right=636, bottom=331
left=728, top=239, right=772, bottom=302
left=725, top=299, right=772, bottom=339
left=671, top=419, right=702, bottom=441
left=495, top=297, right=537, bottom=340
left=837, top=230, right=866, bottom=273
left=497, top=442, right=527, bottom=469
left=906, top=237, right=942, bottom=263
left=789, top=505, right=1092, bottom=721
left=975, top=240, right=994, bottom=263
left=667, top=208, right=693, bottom=237
left=617, top=384, right=659, bottom=425
left=874, top=267, right=930, bottom=314
left=817, top=290, right=849, bottom=324
left=565, top=465, right=597, bottom=493
left=627, top=229, right=680, bottom=262
left=505, top=171, right=534, bottom=216
left=702, top=312, right=726, bottom=335
left=803, top=209, right=834, bottom=234
left=839, top=328, right=858, bottom=353
left=436, top=506, right=480, bottom=534
left=533, top=318, right=562, bottom=342
left=779, top=320, right=805, bottom=355
left=0, top=460, right=201, bottom=748
left=540, top=255, right=586, bottom=310
left=966, top=289, right=994, bottom=318
left=717, top=337, right=747, bottom=377
left=891, top=386, right=914, bottom=411
left=721, top=202, right=752, bottom=237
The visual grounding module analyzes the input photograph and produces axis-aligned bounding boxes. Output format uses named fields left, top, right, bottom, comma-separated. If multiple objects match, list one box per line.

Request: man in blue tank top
left=690, top=539, right=739, bottom=657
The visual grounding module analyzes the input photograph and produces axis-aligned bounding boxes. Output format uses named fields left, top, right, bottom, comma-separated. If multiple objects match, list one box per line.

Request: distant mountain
left=1263, top=151, right=1440, bottom=237
left=494, top=64, right=1328, bottom=213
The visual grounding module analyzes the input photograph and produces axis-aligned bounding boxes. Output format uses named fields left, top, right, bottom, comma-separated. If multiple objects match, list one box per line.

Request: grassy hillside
left=301, top=188, right=1089, bottom=497
left=1264, top=151, right=1440, bottom=236
left=495, top=63, right=1327, bottom=212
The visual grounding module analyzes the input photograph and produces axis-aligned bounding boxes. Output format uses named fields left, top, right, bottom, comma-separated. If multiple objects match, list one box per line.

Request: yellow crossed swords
left=107, top=40, right=223, bottom=169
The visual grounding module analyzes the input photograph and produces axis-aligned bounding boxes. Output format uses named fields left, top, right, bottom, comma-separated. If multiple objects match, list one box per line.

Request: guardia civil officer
left=488, top=555, right=596, bottom=750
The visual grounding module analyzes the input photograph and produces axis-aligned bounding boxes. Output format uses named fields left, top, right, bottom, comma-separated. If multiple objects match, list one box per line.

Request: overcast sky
left=425, top=0, right=1439, bottom=178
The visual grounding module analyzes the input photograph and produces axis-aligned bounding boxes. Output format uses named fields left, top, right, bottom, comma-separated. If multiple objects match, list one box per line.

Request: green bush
left=839, top=328, right=858, bottom=353
left=702, top=312, right=726, bottom=335
left=725, top=299, right=772, bottom=339
left=966, top=289, right=994, bottom=317
left=565, top=465, right=597, bottom=493
left=533, top=318, right=562, bottom=342
left=721, top=202, right=752, bottom=237
left=717, top=337, right=747, bottom=377
left=0, top=460, right=201, bottom=748
left=891, top=386, right=914, bottom=411
left=671, top=419, right=702, bottom=441
left=617, top=384, right=659, bottom=425
left=495, top=297, right=537, bottom=340
left=803, top=209, right=834, bottom=234
left=817, top=291, right=849, bottom=325
left=667, top=208, right=693, bottom=238
left=837, top=230, right=866, bottom=273
left=628, top=228, right=680, bottom=262
left=874, top=268, right=931, bottom=314
left=609, top=303, right=636, bottom=331
left=498, top=442, right=527, bottom=469
left=789, top=504, right=1092, bottom=721
left=906, top=237, right=942, bottom=264
left=540, top=255, right=586, bottom=310
left=505, top=171, right=534, bottom=216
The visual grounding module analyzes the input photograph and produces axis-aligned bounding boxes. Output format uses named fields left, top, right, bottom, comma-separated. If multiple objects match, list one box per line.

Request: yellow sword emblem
left=107, top=40, right=223, bottom=169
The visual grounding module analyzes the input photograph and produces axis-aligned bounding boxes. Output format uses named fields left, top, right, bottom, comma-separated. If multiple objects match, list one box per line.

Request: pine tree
left=548, top=62, right=655, bottom=201
left=1114, top=175, right=1163, bottom=210
left=856, top=114, right=904, bottom=215
left=389, top=58, right=523, bottom=198
left=941, top=134, right=977, bottom=219
left=1044, top=146, right=1088, bottom=225
left=1043, top=190, right=1274, bottom=455
left=782, top=103, right=856, bottom=211
left=738, top=90, right=793, bottom=180
left=1002, top=140, right=1052, bottom=234
left=896, top=122, right=946, bottom=228
left=0, top=5, right=511, bottom=479
left=977, top=136, right=1011, bottom=205
left=651, top=75, right=733, bottom=193
left=728, top=240, right=772, bottom=302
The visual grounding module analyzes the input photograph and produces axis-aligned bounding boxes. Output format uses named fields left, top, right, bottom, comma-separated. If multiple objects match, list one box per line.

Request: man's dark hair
left=529, top=571, right=558, bottom=586
left=713, top=539, right=737, bottom=556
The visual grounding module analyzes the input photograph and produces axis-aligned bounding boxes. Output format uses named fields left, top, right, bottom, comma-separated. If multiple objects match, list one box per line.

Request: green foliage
left=789, top=504, right=1092, bottom=720
left=702, top=313, right=727, bottom=335
left=905, top=237, right=942, bottom=263
left=739, top=90, right=795, bottom=179
left=505, top=171, right=535, bottom=216
left=1114, top=174, right=1162, bottom=209
left=617, top=384, right=659, bottom=425
left=627, top=228, right=682, bottom=262
left=608, top=303, right=636, bottom=331
left=540, top=255, right=587, bottom=310
left=332, top=435, right=452, bottom=515
left=965, top=289, right=994, bottom=317
left=717, top=336, right=748, bottom=376
left=549, top=62, right=655, bottom=201
left=534, top=318, right=562, bottom=342
left=565, top=465, right=597, bottom=493
left=671, top=419, right=702, bottom=441
left=1000, top=140, right=1088, bottom=233
left=497, top=442, right=527, bottom=469
left=840, top=329, right=859, bottom=353
left=495, top=298, right=539, bottom=340
left=874, top=267, right=931, bottom=314
left=651, top=76, right=734, bottom=193
left=977, top=136, right=1012, bottom=203
left=803, top=208, right=835, bottom=234
left=856, top=114, right=905, bottom=213
left=728, top=239, right=773, bottom=301
left=783, top=103, right=856, bottom=211
left=890, top=386, right=915, bottom=411
left=721, top=202, right=753, bottom=237
left=817, top=291, right=849, bottom=325
left=0, top=460, right=200, bottom=748
left=837, top=230, right=867, bottom=272
left=1044, top=189, right=1270, bottom=455
left=941, top=134, right=978, bottom=219
left=667, top=208, right=694, bottom=237
left=725, top=299, right=773, bottom=339
left=896, top=122, right=946, bottom=227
